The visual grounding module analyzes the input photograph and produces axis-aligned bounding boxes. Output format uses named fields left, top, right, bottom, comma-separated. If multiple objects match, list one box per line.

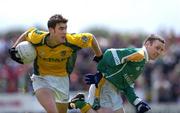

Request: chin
left=152, top=57, right=158, bottom=60
left=149, top=56, right=155, bottom=60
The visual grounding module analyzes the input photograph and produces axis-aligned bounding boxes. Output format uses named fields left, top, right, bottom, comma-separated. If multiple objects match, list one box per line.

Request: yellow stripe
left=95, top=77, right=106, bottom=97
left=81, top=104, right=91, bottom=113
left=126, top=50, right=144, bottom=62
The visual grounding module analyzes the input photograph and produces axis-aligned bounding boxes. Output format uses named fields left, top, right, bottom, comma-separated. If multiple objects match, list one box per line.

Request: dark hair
left=47, top=14, right=68, bottom=28
left=144, top=34, right=165, bottom=45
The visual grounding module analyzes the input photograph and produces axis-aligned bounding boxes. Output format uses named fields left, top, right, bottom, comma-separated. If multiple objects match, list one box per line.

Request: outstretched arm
left=123, top=86, right=151, bottom=113
left=9, top=30, right=30, bottom=64
left=91, top=36, right=102, bottom=57
left=11, top=30, right=29, bottom=48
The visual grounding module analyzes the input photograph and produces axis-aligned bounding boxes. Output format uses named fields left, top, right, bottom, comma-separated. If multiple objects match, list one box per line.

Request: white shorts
left=31, top=74, right=69, bottom=103
left=87, top=80, right=123, bottom=111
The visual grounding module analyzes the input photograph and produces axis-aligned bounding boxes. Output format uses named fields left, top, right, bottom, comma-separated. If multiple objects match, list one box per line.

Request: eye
left=58, top=26, right=67, bottom=31
left=161, top=48, right=165, bottom=52
left=59, top=27, right=64, bottom=30
left=156, top=46, right=164, bottom=53
left=156, top=46, right=160, bottom=50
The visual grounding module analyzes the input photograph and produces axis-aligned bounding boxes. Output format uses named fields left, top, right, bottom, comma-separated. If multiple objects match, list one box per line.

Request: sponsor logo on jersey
left=42, top=57, right=66, bottom=62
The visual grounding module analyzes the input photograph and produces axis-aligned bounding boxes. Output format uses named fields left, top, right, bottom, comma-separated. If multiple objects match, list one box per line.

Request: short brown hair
left=47, top=14, right=68, bottom=28
left=143, top=34, right=165, bottom=45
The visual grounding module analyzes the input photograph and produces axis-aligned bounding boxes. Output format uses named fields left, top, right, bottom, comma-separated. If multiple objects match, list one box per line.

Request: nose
left=63, top=28, right=67, bottom=33
left=156, top=50, right=161, bottom=56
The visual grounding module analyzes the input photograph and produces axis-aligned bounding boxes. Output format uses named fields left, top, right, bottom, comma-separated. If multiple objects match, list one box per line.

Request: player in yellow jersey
left=9, top=14, right=102, bottom=113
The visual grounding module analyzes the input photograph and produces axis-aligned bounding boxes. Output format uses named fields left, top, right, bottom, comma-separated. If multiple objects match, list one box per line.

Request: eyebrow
left=59, top=26, right=67, bottom=29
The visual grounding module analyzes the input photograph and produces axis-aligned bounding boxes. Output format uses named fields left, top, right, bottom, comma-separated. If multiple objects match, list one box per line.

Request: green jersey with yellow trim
left=97, top=47, right=148, bottom=104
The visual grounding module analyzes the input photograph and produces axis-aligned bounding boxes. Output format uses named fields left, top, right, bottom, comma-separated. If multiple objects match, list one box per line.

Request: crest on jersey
left=82, top=36, right=89, bottom=43
left=60, top=50, right=66, bottom=56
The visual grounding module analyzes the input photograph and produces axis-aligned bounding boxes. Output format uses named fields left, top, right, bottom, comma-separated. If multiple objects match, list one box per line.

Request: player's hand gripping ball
left=9, top=41, right=37, bottom=64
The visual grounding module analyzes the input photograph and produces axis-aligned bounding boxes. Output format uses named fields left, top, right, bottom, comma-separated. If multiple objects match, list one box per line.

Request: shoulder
left=26, top=27, right=49, bottom=45
left=66, top=33, right=94, bottom=48
left=105, top=48, right=145, bottom=63
left=125, top=48, right=145, bottom=62
left=67, top=33, right=94, bottom=40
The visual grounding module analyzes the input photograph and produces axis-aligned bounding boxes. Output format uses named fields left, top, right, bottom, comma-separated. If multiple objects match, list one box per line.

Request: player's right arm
left=12, top=31, right=27, bottom=48
left=85, top=49, right=116, bottom=84
left=9, top=30, right=29, bottom=64
left=9, top=27, right=37, bottom=64
left=96, top=49, right=114, bottom=73
left=12, top=27, right=36, bottom=48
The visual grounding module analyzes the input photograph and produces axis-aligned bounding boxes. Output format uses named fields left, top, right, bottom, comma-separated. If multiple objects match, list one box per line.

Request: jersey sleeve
left=105, top=48, right=145, bottom=66
left=97, top=48, right=145, bottom=72
left=122, top=85, right=139, bottom=105
left=66, top=33, right=94, bottom=48
left=25, top=27, right=48, bottom=44
left=120, top=49, right=145, bottom=63
left=97, top=49, right=115, bottom=72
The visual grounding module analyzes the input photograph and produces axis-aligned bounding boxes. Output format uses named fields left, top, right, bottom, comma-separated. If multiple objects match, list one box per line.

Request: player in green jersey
left=69, top=34, right=166, bottom=113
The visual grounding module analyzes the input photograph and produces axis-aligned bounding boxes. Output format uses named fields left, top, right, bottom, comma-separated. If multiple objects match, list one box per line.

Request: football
left=16, top=41, right=37, bottom=64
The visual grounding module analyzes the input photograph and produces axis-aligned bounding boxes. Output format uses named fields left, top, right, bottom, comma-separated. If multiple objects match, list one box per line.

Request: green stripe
left=63, top=39, right=82, bottom=51
left=32, top=35, right=48, bottom=75
left=33, top=38, right=82, bottom=75
left=63, top=40, right=81, bottom=74
left=66, top=52, right=77, bottom=74
left=33, top=58, right=39, bottom=75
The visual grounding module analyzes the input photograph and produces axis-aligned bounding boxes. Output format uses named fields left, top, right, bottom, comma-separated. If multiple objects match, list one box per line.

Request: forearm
left=123, top=86, right=139, bottom=105
left=12, top=31, right=28, bottom=48
left=91, top=36, right=102, bottom=57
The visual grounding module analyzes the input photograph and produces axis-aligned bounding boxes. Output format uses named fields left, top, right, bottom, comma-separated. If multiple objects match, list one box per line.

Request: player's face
left=146, top=40, right=165, bottom=60
left=53, top=23, right=67, bottom=39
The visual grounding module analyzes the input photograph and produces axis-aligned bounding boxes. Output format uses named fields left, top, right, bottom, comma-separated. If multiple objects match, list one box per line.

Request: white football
left=16, top=41, right=37, bottom=64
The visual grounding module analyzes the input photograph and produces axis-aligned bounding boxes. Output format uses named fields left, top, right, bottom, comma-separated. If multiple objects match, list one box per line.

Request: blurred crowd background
left=0, top=27, right=179, bottom=105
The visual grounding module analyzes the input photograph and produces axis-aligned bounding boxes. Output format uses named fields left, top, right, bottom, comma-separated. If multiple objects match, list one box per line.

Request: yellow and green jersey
left=25, top=27, right=94, bottom=77
left=97, top=47, right=149, bottom=104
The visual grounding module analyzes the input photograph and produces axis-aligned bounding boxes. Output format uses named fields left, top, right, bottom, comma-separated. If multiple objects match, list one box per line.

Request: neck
left=47, top=36, right=65, bottom=47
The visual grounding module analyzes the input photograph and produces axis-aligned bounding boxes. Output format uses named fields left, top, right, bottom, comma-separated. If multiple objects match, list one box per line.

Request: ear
left=144, top=41, right=150, bottom=47
left=145, top=41, right=153, bottom=47
left=48, top=28, right=54, bottom=33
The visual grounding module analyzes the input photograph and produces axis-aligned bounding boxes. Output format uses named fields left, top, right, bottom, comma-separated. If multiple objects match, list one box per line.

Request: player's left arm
left=91, top=36, right=103, bottom=62
left=71, top=33, right=103, bottom=62
left=123, top=86, right=151, bottom=113
left=123, top=85, right=139, bottom=104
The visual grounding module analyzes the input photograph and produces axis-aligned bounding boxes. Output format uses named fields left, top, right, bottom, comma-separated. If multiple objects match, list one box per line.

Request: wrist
left=133, top=98, right=142, bottom=106
left=75, top=101, right=88, bottom=109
